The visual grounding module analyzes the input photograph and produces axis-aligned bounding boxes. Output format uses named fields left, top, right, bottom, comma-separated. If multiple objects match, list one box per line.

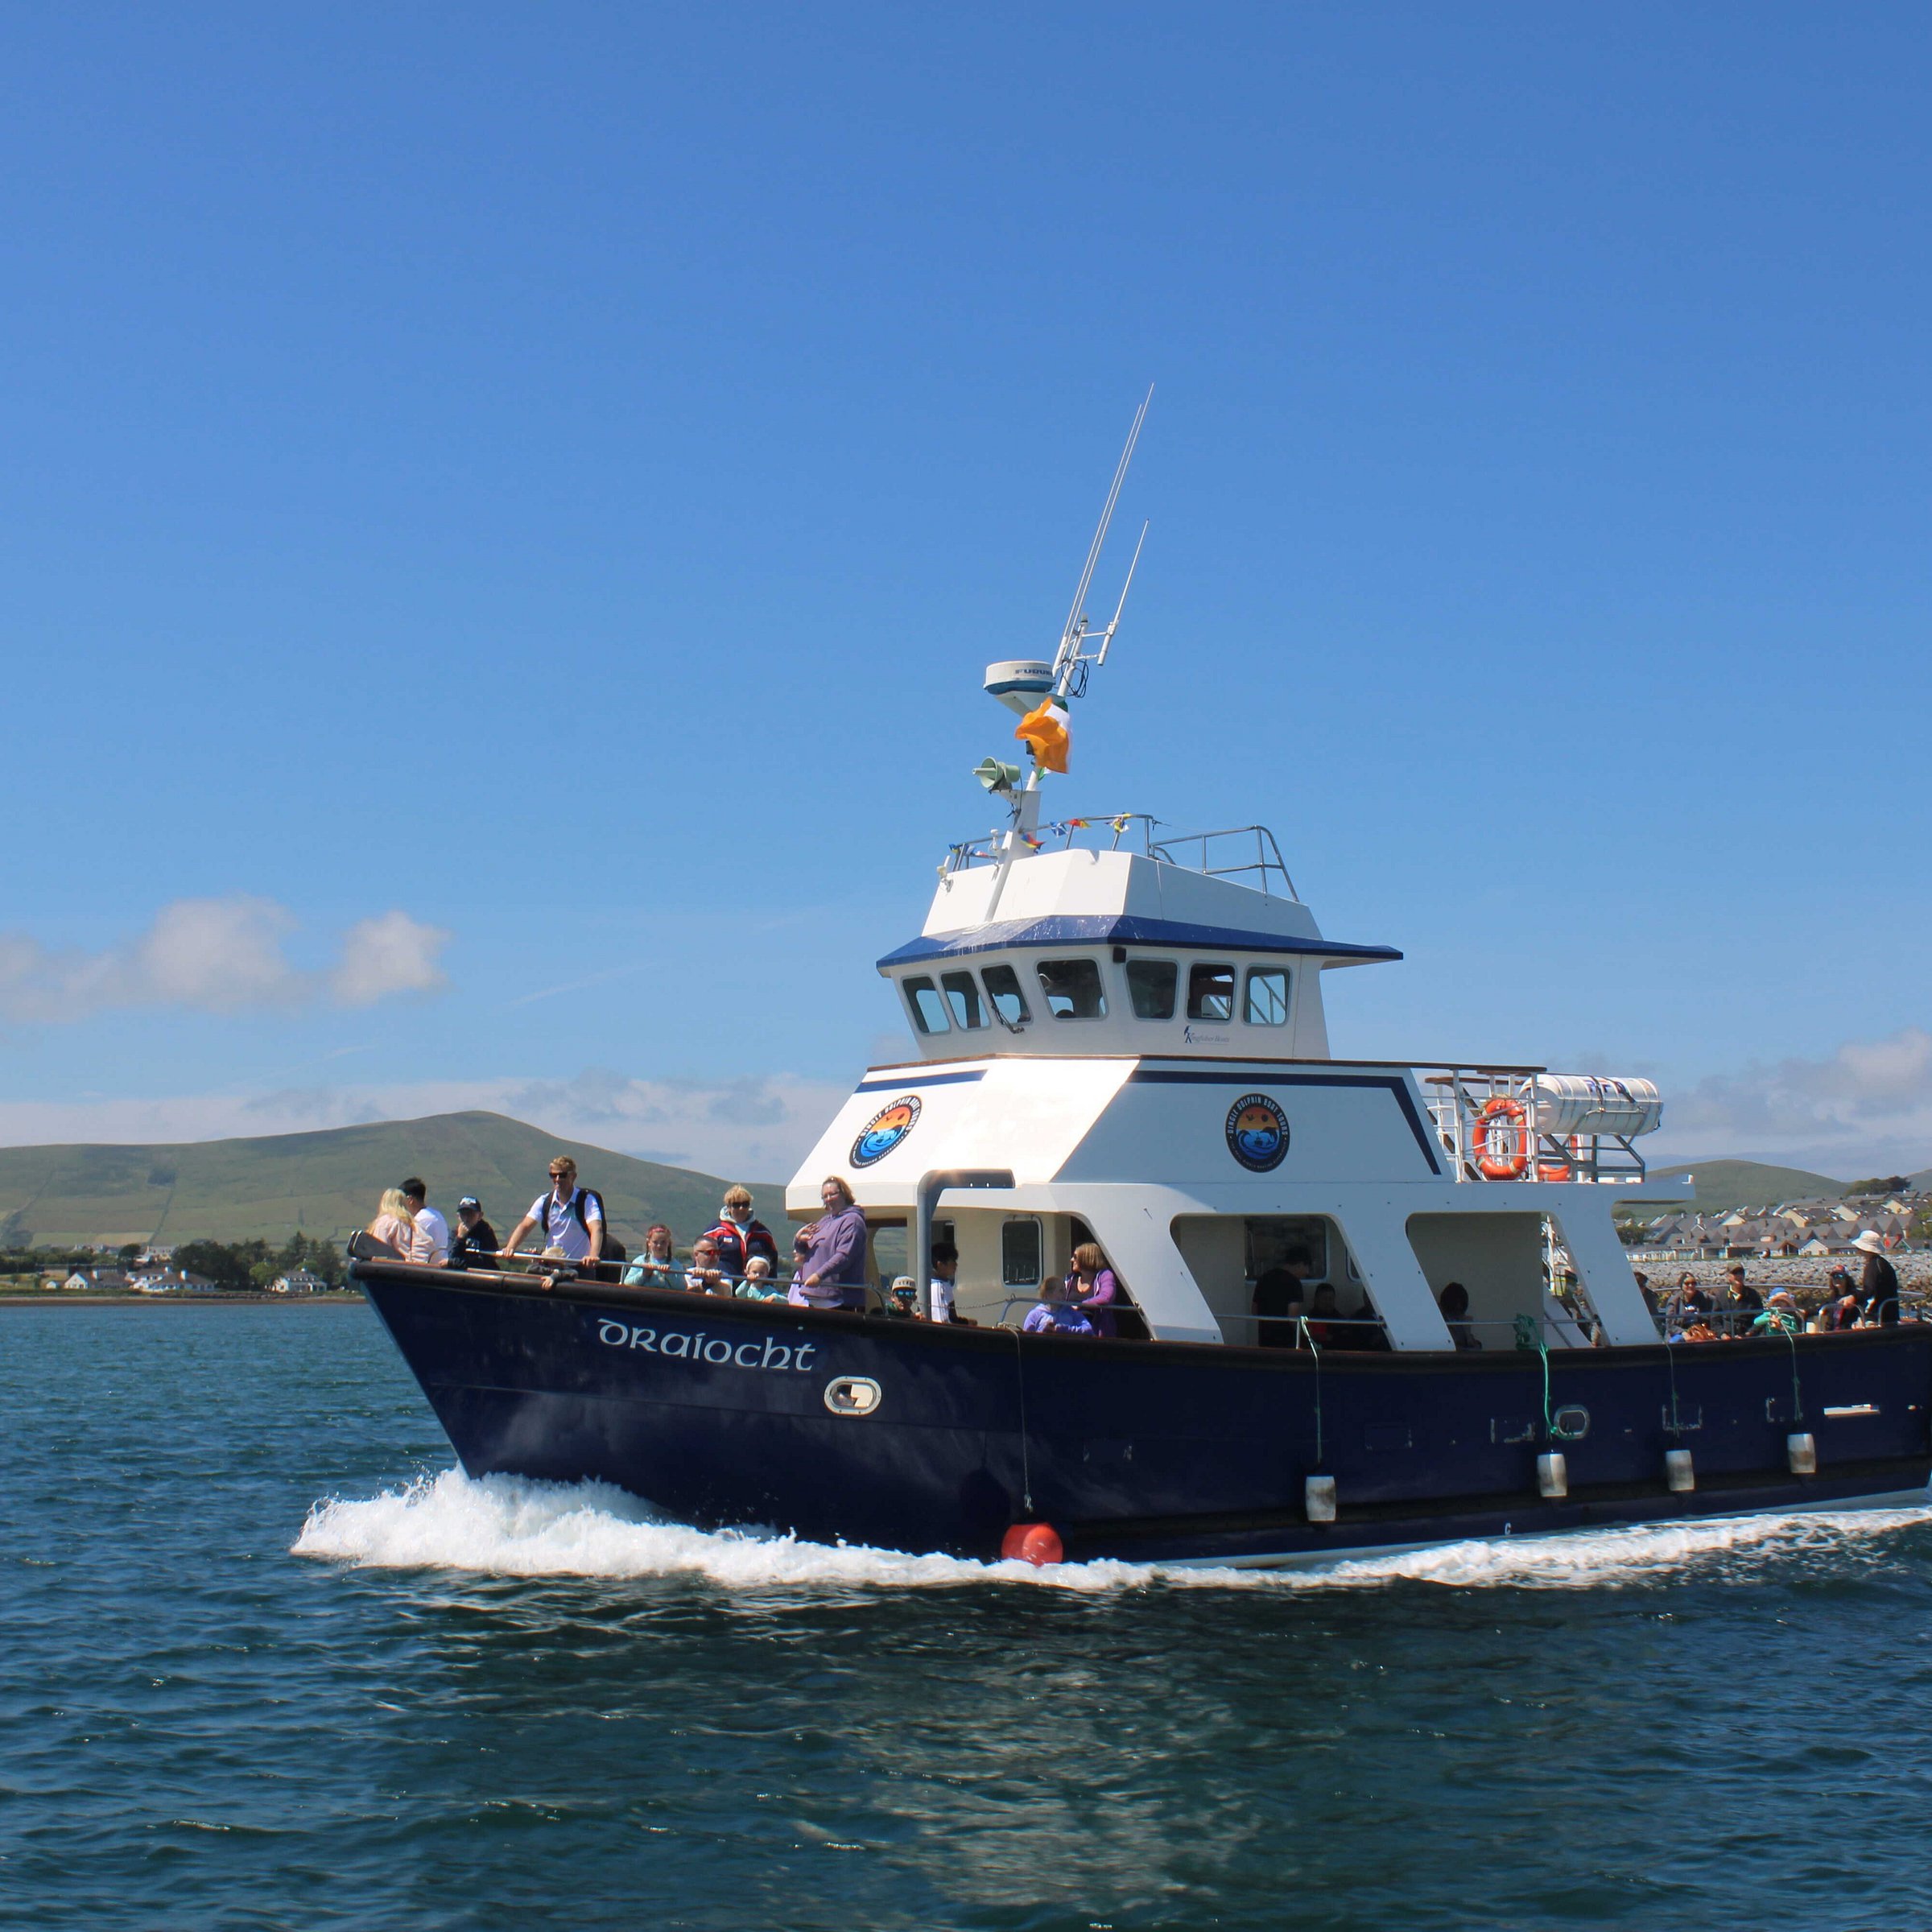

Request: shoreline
left=0, top=1292, right=364, bottom=1308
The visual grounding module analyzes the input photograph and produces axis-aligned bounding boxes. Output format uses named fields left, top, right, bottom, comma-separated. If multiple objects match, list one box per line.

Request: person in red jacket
left=704, top=1184, right=777, bottom=1285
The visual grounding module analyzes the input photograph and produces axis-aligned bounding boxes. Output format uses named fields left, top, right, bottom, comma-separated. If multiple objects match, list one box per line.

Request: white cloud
left=1655, top=1026, right=1932, bottom=1174
left=0, top=1067, right=852, bottom=1180
left=329, top=911, right=450, bottom=1007
left=0, top=898, right=451, bottom=1022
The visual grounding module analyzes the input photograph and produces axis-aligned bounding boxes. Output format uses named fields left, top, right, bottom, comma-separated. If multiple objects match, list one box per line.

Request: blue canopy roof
left=876, top=914, right=1402, bottom=971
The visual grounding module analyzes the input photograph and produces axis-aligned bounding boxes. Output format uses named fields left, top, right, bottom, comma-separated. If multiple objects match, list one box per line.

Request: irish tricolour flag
left=1014, top=696, right=1070, bottom=774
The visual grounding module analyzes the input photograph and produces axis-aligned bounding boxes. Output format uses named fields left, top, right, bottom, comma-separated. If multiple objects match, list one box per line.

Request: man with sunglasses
left=500, top=1155, right=605, bottom=1275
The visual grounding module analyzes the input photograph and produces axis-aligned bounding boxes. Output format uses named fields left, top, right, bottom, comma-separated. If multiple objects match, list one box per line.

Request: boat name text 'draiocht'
left=597, top=1319, right=819, bottom=1373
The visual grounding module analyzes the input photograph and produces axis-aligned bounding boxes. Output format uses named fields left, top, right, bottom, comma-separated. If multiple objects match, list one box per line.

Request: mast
left=976, top=391, right=1152, bottom=918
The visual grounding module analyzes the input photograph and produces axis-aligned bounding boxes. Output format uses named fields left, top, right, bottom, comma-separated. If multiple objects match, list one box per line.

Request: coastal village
left=1626, top=1191, right=1925, bottom=1261
left=10, top=1239, right=345, bottom=1298
left=53, top=1258, right=334, bottom=1296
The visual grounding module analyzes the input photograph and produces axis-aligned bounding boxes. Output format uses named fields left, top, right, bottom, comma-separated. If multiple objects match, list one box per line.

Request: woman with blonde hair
left=367, top=1187, right=416, bottom=1259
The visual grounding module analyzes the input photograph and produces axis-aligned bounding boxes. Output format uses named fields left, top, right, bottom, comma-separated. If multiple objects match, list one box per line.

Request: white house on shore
left=270, top=1269, right=330, bottom=1294
left=130, top=1269, right=218, bottom=1294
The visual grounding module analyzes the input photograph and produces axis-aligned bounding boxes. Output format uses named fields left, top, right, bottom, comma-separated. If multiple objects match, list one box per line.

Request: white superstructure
left=786, top=399, right=1663, bottom=1358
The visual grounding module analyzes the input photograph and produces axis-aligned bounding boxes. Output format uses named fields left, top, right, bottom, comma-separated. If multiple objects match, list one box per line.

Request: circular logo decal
left=851, top=1095, right=922, bottom=1167
left=1225, top=1093, right=1289, bottom=1172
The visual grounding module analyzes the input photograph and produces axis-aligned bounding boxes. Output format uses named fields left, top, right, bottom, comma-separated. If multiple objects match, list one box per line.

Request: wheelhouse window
left=1036, top=958, right=1106, bottom=1019
left=1244, top=967, right=1290, bottom=1026
left=1001, top=1217, right=1042, bottom=1286
left=1187, top=963, right=1235, bottom=1022
left=980, top=963, right=1031, bottom=1026
left=1125, top=959, right=1177, bottom=1020
left=940, top=970, right=988, bottom=1030
left=903, top=976, right=951, bottom=1034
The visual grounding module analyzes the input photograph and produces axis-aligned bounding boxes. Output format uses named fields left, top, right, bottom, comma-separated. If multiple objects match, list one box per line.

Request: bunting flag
left=1019, top=831, right=1044, bottom=850
left=1013, top=696, right=1071, bottom=773
left=1110, top=814, right=1130, bottom=834
left=1063, top=817, right=1089, bottom=830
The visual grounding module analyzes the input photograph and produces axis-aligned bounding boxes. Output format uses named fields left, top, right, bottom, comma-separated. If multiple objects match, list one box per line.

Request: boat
left=353, top=404, right=1932, bottom=1567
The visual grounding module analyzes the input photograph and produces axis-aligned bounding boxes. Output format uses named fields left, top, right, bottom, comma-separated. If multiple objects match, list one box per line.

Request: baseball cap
left=458, top=1196, right=481, bottom=1211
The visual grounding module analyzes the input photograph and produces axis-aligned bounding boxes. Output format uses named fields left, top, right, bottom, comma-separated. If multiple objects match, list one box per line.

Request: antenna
left=1051, top=386, right=1151, bottom=700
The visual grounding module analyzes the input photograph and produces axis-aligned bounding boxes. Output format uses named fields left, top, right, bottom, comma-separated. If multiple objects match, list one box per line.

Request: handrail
left=939, top=815, right=1300, bottom=898
left=1148, top=825, right=1298, bottom=900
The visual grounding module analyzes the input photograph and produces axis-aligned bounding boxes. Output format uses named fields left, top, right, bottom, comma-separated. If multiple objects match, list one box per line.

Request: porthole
left=824, top=1376, right=884, bottom=1417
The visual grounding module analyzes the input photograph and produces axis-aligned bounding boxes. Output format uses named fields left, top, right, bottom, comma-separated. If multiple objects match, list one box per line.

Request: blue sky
left=2, top=4, right=1929, bottom=1178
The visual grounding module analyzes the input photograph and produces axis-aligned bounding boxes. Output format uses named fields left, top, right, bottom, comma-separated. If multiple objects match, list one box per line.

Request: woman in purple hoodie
left=788, top=1176, right=871, bottom=1311
left=1067, top=1241, right=1123, bottom=1338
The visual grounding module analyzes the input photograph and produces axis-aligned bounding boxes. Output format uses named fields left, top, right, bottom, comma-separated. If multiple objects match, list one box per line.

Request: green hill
left=1619, top=1158, right=1847, bottom=1216
left=0, top=1111, right=783, bottom=1251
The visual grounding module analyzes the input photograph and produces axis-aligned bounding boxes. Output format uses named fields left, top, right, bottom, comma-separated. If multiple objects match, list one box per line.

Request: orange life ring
left=1475, top=1096, right=1530, bottom=1180
left=1538, top=1135, right=1579, bottom=1183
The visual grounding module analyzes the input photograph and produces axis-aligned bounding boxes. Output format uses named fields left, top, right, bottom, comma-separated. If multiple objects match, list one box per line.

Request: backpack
left=548, top=1187, right=627, bottom=1265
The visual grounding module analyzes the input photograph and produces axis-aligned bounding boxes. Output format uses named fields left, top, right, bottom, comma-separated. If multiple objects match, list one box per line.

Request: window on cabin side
left=1187, top=963, right=1235, bottom=1022
left=904, top=976, right=950, bottom=1034
left=1126, top=959, right=1177, bottom=1019
left=1036, top=958, right=1106, bottom=1019
left=980, top=964, right=1031, bottom=1026
left=1001, top=1217, right=1042, bottom=1286
left=1245, top=967, right=1290, bottom=1026
left=940, top=970, right=988, bottom=1030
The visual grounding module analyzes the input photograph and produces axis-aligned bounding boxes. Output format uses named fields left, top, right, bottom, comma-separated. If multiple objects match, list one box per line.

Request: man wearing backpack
left=500, top=1155, right=613, bottom=1278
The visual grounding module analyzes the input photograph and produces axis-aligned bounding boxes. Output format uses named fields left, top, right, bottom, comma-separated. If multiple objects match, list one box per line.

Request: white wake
left=292, top=1468, right=1932, bottom=1594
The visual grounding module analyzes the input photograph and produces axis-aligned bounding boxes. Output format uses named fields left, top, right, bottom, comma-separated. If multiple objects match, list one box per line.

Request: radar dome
left=984, top=660, right=1055, bottom=715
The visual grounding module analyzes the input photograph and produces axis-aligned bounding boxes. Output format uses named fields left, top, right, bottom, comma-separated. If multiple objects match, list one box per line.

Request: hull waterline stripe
left=1128, top=1067, right=1443, bottom=1175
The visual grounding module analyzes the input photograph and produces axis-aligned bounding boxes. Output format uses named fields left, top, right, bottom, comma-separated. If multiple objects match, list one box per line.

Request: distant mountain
left=0, top=1111, right=783, bottom=1250
left=1620, top=1158, right=1847, bottom=1216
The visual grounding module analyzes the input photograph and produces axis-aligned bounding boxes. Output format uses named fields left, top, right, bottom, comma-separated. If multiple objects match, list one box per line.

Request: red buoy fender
left=1000, top=1522, right=1064, bottom=1567
left=1474, top=1096, right=1530, bottom=1180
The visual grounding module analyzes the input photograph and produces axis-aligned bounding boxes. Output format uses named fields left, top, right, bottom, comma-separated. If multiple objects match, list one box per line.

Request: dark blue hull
left=354, top=1263, right=1932, bottom=1565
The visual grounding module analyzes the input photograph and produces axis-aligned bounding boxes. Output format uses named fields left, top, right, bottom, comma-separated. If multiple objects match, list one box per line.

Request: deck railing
left=1420, top=1068, right=1649, bottom=1186
left=941, top=816, right=1299, bottom=898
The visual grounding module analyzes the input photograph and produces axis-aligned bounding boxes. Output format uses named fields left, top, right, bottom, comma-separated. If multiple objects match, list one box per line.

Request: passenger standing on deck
left=1852, top=1229, right=1901, bottom=1326
left=705, top=1186, right=777, bottom=1282
left=402, top=1179, right=449, bottom=1267
left=1439, top=1281, right=1480, bottom=1351
left=1252, top=1248, right=1314, bottom=1348
left=928, top=1241, right=961, bottom=1323
left=498, top=1156, right=605, bottom=1274
left=448, top=1197, right=500, bottom=1270
left=1724, top=1263, right=1764, bottom=1315
left=1067, top=1241, right=1121, bottom=1338
left=789, top=1176, right=869, bottom=1311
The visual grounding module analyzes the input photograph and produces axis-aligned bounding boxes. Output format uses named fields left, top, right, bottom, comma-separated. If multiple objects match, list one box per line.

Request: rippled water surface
left=6, top=1305, right=1932, bottom=1930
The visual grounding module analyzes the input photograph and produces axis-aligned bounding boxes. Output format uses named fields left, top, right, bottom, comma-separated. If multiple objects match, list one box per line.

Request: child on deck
left=735, top=1255, right=785, bottom=1301
left=1021, top=1276, right=1096, bottom=1336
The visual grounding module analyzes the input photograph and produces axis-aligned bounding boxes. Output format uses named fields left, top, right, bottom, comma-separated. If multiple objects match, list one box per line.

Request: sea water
left=5, top=1305, right=1931, bottom=1931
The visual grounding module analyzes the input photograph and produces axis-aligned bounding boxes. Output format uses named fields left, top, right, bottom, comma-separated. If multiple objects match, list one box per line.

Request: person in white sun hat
left=1851, top=1228, right=1901, bottom=1327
